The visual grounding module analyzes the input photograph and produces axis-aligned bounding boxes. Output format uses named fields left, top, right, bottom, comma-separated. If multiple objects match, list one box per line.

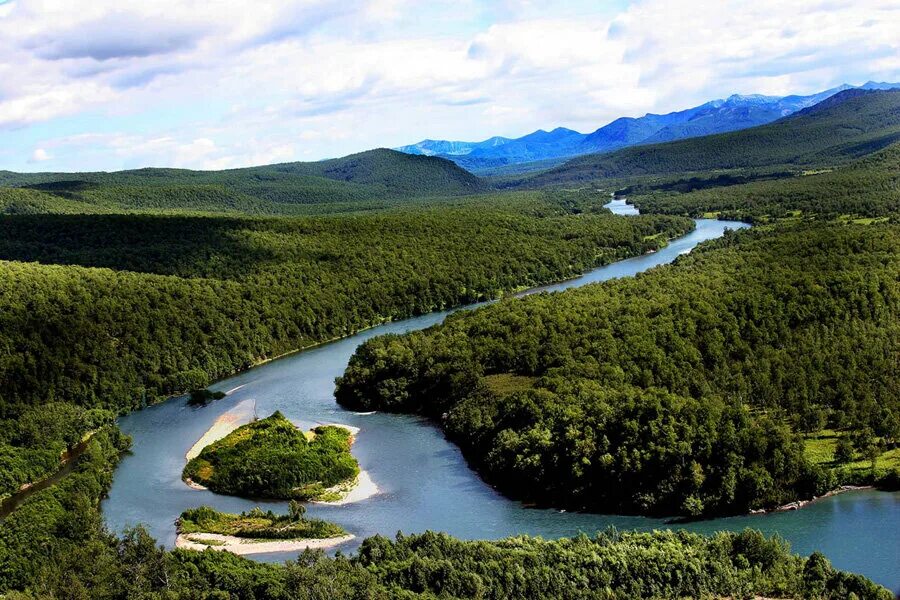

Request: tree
left=834, top=436, right=855, bottom=464
left=289, top=500, right=306, bottom=520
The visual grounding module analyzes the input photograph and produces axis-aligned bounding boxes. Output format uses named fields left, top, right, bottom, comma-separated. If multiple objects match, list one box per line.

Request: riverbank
left=309, top=423, right=379, bottom=505
left=184, top=399, right=256, bottom=462
left=750, top=485, right=875, bottom=515
left=1, top=431, right=100, bottom=520
left=175, top=532, right=354, bottom=555
left=314, top=470, right=379, bottom=505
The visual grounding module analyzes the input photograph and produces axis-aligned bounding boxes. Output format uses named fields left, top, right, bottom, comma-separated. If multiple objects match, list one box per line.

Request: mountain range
left=397, top=81, right=900, bottom=173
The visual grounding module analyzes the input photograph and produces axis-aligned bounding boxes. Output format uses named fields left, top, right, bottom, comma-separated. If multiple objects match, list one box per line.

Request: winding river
left=102, top=201, right=900, bottom=591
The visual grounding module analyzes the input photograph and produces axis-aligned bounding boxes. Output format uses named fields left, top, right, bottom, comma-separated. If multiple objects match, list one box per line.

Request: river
left=102, top=201, right=899, bottom=591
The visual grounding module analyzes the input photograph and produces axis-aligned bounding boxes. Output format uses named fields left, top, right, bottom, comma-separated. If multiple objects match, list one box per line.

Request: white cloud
left=1, top=0, right=897, bottom=171
left=29, top=148, right=51, bottom=162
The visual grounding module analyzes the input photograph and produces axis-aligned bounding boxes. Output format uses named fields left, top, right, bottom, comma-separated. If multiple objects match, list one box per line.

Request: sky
left=0, top=0, right=898, bottom=172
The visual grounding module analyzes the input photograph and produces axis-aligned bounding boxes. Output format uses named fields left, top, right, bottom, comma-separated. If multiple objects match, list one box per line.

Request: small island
left=182, top=411, right=360, bottom=500
left=175, top=505, right=353, bottom=555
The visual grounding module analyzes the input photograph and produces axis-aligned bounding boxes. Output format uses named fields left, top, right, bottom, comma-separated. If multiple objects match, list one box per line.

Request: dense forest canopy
left=0, top=191, right=690, bottom=499
left=336, top=222, right=900, bottom=515
left=0, top=149, right=489, bottom=216
left=631, top=141, right=900, bottom=222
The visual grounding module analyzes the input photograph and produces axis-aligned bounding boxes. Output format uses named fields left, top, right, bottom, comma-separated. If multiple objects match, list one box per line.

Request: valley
left=0, top=86, right=898, bottom=599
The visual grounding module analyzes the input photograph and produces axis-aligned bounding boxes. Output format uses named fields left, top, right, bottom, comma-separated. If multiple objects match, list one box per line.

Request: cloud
left=29, top=148, right=51, bottom=162
left=0, top=0, right=898, bottom=171
left=27, top=13, right=211, bottom=61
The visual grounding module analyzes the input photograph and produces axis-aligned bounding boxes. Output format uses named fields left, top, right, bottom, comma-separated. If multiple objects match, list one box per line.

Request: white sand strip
left=176, top=532, right=354, bottom=555
left=314, top=470, right=379, bottom=505
left=185, top=399, right=256, bottom=461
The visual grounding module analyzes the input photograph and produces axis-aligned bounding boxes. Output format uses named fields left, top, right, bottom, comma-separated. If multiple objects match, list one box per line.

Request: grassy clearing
left=484, top=374, right=538, bottom=397
left=804, top=429, right=900, bottom=475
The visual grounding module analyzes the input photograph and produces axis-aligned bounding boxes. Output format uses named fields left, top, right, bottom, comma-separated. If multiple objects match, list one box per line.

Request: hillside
left=631, top=140, right=900, bottom=221
left=520, top=89, right=900, bottom=186
left=0, top=149, right=488, bottom=216
left=269, top=148, right=488, bottom=195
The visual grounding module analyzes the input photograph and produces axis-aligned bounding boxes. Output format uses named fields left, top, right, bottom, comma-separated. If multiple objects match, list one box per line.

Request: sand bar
left=185, top=399, right=256, bottom=461
left=314, top=469, right=379, bottom=505
left=175, top=532, right=354, bottom=555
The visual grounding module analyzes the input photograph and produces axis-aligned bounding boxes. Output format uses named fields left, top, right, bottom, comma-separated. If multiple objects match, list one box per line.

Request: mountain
left=0, top=149, right=489, bottom=215
left=523, top=88, right=900, bottom=187
left=398, top=82, right=900, bottom=173
left=395, top=136, right=511, bottom=157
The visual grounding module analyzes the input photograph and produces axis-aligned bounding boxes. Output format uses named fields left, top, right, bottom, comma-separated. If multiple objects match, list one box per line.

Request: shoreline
left=749, top=485, right=874, bottom=516
left=175, top=532, right=354, bottom=555
left=184, top=399, right=256, bottom=461
left=184, top=414, right=377, bottom=503
left=314, top=469, right=379, bottom=505
left=311, top=423, right=379, bottom=505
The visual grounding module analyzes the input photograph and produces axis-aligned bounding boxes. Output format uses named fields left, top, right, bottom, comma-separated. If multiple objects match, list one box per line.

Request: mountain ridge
left=398, top=82, right=900, bottom=173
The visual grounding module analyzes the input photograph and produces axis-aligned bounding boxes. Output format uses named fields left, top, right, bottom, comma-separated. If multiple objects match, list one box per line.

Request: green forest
left=337, top=222, right=900, bottom=515
left=631, top=142, right=900, bottom=222
left=0, top=149, right=488, bottom=216
left=1, top=87, right=898, bottom=598
left=183, top=414, right=359, bottom=500
left=0, top=191, right=689, bottom=500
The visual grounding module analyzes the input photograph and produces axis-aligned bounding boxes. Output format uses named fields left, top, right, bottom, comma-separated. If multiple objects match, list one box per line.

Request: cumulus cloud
left=0, top=0, right=897, bottom=171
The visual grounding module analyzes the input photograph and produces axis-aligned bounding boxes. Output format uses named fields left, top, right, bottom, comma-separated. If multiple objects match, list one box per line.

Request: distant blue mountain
left=397, top=81, right=900, bottom=173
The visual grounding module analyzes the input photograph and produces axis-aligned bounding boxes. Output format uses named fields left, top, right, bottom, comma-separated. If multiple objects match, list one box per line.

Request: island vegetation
left=178, top=504, right=346, bottom=541
left=183, top=412, right=359, bottom=500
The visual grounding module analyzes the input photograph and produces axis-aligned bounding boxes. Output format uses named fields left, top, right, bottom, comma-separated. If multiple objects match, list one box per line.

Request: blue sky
left=0, top=0, right=897, bottom=172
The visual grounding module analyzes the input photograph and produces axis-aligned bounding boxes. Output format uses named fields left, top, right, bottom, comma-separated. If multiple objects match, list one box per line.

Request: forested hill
left=271, top=148, right=488, bottom=195
left=336, top=222, right=900, bottom=516
left=631, top=140, right=900, bottom=221
left=0, top=149, right=488, bottom=215
left=520, top=88, right=900, bottom=186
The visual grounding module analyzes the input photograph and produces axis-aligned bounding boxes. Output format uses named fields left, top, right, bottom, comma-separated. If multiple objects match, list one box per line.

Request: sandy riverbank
left=185, top=399, right=256, bottom=461
left=314, top=469, right=379, bottom=505
left=311, top=423, right=378, bottom=505
left=175, top=532, right=354, bottom=555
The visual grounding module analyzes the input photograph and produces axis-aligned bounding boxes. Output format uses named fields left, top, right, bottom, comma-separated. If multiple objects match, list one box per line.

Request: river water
left=102, top=202, right=899, bottom=591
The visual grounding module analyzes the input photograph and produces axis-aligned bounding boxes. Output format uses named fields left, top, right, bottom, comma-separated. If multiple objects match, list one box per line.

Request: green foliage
left=187, top=389, right=227, bottom=407
left=182, top=413, right=359, bottom=499
left=520, top=89, right=900, bottom=187
left=0, top=404, right=115, bottom=498
left=178, top=505, right=346, bottom=540
left=631, top=142, right=900, bottom=221
left=336, top=223, right=900, bottom=515
left=0, top=193, right=690, bottom=422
